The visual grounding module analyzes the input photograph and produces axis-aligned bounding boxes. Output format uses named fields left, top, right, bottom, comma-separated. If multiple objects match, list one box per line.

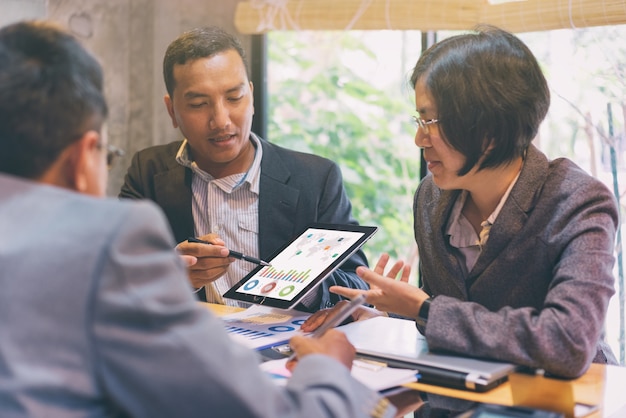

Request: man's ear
left=67, top=131, right=100, bottom=193
left=164, top=95, right=179, bottom=128
left=249, top=81, right=255, bottom=116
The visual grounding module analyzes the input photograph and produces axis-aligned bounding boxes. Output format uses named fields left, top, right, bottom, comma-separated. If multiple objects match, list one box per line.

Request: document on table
left=259, top=357, right=419, bottom=392
left=221, top=304, right=311, bottom=350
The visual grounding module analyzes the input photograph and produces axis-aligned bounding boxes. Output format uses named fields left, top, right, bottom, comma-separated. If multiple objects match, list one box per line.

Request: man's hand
left=300, top=301, right=383, bottom=333
left=285, top=329, right=356, bottom=372
left=175, top=234, right=233, bottom=289
left=179, top=255, right=198, bottom=267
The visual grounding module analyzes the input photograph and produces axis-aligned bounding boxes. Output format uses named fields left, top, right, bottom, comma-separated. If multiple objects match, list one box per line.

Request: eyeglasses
left=97, top=143, right=125, bottom=170
left=412, top=116, right=440, bottom=135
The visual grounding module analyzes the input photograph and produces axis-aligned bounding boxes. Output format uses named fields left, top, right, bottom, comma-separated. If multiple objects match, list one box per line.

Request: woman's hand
left=301, top=254, right=415, bottom=332
left=330, top=253, right=428, bottom=319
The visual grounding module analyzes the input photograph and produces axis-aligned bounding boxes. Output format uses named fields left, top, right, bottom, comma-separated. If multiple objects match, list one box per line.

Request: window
left=267, top=26, right=626, bottom=363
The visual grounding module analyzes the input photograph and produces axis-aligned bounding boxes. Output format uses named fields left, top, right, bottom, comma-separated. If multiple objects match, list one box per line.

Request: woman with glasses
left=310, top=25, right=618, bottom=379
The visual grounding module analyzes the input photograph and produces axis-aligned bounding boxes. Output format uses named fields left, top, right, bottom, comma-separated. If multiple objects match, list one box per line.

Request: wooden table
left=404, top=363, right=626, bottom=417
left=203, top=303, right=626, bottom=417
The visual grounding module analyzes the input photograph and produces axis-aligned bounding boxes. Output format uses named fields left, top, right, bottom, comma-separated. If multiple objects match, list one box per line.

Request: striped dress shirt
left=176, top=135, right=263, bottom=307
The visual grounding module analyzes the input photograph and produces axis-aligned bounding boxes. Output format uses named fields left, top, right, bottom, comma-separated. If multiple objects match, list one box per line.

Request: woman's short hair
left=410, top=25, right=550, bottom=176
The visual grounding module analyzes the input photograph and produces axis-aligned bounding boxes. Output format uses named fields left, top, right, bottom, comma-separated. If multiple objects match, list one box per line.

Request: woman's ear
left=483, top=137, right=496, bottom=153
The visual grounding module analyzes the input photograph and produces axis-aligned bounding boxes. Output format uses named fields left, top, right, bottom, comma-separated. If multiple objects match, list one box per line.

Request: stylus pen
left=186, top=237, right=271, bottom=267
left=288, top=293, right=367, bottom=361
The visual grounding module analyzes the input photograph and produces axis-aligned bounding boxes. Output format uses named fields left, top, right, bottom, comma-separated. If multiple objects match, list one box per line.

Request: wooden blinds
left=234, top=0, right=626, bottom=34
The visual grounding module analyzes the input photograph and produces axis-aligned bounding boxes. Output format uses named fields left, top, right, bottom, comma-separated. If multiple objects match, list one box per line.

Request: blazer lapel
left=433, top=188, right=470, bottom=297
left=468, top=145, right=548, bottom=283
left=153, top=165, right=194, bottom=243
left=257, top=141, right=300, bottom=259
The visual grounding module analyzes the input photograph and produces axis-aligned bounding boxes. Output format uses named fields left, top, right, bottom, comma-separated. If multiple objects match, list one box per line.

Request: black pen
left=187, top=237, right=271, bottom=267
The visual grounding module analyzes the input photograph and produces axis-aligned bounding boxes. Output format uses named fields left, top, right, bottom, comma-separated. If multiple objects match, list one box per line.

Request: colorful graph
left=287, top=231, right=349, bottom=262
left=235, top=227, right=365, bottom=301
left=258, top=265, right=311, bottom=282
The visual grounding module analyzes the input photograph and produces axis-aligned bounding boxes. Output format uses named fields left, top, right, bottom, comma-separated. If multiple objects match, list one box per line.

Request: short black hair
left=163, top=26, right=249, bottom=96
left=410, top=25, right=550, bottom=176
left=0, top=20, right=107, bottom=179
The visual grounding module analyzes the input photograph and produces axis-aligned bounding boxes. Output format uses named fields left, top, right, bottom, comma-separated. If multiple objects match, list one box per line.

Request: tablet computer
left=223, top=223, right=378, bottom=309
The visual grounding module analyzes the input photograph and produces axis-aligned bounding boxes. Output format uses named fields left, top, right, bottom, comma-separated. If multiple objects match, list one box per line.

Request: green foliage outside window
left=267, top=27, right=626, bottom=363
left=267, top=31, right=420, bottom=265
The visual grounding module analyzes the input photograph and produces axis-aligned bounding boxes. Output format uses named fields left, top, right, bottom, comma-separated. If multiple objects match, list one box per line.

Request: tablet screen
left=223, top=223, right=377, bottom=309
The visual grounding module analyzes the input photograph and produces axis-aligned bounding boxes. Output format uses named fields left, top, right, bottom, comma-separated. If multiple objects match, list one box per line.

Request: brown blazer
left=414, top=145, right=618, bottom=378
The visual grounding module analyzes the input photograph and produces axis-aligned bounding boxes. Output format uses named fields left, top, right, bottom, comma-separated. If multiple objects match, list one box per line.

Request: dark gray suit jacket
left=414, top=145, right=618, bottom=378
left=119, top=136, right=368, bottom=310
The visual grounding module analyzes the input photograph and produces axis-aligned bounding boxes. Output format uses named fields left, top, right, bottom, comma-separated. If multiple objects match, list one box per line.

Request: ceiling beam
left=234, top=0, right=626, bottom=34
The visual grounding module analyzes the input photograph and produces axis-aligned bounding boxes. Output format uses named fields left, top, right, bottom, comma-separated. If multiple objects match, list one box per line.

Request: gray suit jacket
left=414, top=145, right=618, bottom=378
left=0, top=173, right=392, bottom=418
left=119, top=136, right=368, bottom=310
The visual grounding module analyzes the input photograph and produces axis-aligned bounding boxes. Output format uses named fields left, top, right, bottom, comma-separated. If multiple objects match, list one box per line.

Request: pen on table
left=287, top=293, right=367, bottom=361
left=187, top=237, right=271, bottom=267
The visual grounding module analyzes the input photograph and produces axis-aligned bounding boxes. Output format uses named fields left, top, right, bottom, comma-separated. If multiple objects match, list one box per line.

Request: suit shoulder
left=47, top=193, right=172, bottom=248
left=131, top=141, right=183, bottom=162
left=100, top=198, right=176, bottom=244
left=96, top=196, right=168, bottom=224
left=548, top=157, right=612, bottom=195
left=124, top=141, right=185, bottom=179
left=415, top=174, right=439, bottom=198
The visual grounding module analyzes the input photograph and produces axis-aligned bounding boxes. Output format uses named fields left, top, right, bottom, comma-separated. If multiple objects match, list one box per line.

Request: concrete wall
left=0, top=0, right=250, bottom=195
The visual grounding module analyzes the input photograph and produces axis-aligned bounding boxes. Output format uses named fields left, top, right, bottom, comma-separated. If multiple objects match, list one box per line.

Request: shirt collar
left=446, top=169, right=522, bottom=246
left=446, top=191, right=476, bottom=248
left=486, top=169, right=521, bottom=226
left=175, top=134, right=263, bottom=194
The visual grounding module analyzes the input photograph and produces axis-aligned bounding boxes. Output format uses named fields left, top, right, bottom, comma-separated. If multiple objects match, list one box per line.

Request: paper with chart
left=231, top=227, right=366, bottom=302
left=221, top=304, right=310, bottom=350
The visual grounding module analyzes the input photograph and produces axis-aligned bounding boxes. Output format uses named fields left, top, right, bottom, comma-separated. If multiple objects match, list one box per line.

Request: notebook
left=337, top=316, right=517, bottom=392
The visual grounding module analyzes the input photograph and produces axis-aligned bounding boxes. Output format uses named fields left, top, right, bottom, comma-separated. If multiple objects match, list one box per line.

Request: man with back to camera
left=0, top=20, right=396, bottom=418
left=119, top=26, right=369, bottom=310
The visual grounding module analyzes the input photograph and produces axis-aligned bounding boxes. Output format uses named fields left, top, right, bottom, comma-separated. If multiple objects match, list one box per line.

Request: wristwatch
left=415, top=296, right=434, bottom=328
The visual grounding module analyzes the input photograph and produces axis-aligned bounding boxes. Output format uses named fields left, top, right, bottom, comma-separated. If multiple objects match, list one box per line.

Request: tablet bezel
left=223, top=223, right=378, bottom=309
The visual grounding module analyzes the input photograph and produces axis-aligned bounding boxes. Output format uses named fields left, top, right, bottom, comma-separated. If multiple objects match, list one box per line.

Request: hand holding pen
left=187, top=237, right=271, bottom=267
left=175, top=234, right=233, bottom=289
left=286, top=328, right=357, bottom=373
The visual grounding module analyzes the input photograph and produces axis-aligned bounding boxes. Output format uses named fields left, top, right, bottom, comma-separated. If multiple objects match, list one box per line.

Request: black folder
left=337, top=316, right=517, bottom=392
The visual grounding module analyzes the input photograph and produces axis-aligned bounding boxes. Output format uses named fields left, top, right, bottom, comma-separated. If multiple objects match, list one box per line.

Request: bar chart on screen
left=257, top=265, right=311, bottom=283
left=234, top=228, right=363, bottom=300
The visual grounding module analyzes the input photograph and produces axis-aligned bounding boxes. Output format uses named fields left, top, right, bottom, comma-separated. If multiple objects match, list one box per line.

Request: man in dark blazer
left=120, top=26, right=368, bottom=311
